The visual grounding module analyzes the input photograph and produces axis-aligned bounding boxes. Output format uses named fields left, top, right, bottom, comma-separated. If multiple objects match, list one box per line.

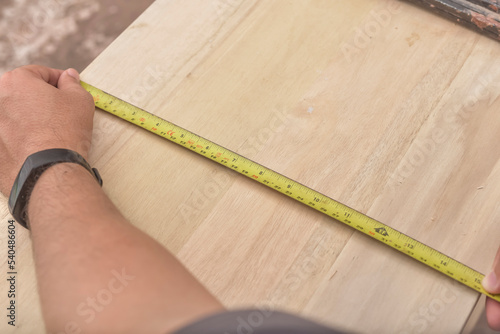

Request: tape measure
left=81, top=81, right=500, bottom=302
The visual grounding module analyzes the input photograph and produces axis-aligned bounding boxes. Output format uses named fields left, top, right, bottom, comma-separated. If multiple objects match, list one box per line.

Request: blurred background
left=0, top=0, right=155, bottom=76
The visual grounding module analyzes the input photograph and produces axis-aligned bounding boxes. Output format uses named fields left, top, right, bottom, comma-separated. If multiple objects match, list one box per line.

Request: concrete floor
left=0, top=1, right=497, bottom=333
left=0, top=0, right=154, bottom=75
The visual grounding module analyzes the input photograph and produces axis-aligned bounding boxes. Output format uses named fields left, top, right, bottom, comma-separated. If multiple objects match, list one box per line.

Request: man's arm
left=0, top=66, right=223, bottom=333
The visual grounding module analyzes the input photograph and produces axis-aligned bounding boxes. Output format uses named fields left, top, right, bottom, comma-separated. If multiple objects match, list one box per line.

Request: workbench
left=2, top=0, right=500, bottom=333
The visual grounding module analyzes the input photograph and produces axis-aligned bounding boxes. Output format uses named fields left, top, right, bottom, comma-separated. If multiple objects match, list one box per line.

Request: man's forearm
left=28, top=163, right=223, bottom=333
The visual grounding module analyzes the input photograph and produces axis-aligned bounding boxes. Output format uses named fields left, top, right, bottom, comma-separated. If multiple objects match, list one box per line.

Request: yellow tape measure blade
left=81, top=81, right=500, bottom=303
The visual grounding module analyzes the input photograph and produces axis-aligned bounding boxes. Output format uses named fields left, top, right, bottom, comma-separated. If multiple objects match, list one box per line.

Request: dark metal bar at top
left=467, top=0, right=499, bottom=13
left=402, top=0, right=500, bottom=41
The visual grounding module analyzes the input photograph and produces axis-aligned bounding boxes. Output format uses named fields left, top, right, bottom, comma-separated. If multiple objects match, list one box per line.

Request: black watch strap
left=8, top=149, right=102, bottom=229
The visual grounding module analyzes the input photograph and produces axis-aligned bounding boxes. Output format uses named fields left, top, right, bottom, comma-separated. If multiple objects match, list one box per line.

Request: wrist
left=32, top=162, right=96, bottom=193
left=8, top=149, right=102, bottom=229
left=28, top=163, right=101, bottom=228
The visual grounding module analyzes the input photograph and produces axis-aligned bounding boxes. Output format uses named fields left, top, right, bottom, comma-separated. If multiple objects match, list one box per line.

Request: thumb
left=483, top=248, right=500, bottom=294
left=57, top=68, right=82, bottom=91
left=483, top=271, right=500, bottom=294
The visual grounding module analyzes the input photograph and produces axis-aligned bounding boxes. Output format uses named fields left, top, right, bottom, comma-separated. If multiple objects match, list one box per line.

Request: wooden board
left=2, top=0, right=500, bottom=332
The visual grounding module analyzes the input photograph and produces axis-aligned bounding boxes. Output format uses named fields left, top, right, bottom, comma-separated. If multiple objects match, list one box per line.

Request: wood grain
left=2, top=0, right=500, bottom=333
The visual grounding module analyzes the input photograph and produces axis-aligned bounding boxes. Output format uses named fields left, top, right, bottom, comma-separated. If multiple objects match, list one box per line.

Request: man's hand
left=483, top=246, right=500, bottom=330
left=0, top=65, right=94, bottom=196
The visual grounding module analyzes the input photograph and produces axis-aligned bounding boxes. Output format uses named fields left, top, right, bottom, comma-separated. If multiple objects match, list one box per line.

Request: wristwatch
left=8, top=149, right=102, bottom=229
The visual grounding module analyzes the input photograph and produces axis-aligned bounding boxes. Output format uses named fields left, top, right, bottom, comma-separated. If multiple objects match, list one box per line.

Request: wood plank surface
left=2, top=0, right=500, bottom=333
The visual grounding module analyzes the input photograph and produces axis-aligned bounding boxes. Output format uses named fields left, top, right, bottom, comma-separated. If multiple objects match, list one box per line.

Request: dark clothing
left=174, top=309, right=346, bottom=334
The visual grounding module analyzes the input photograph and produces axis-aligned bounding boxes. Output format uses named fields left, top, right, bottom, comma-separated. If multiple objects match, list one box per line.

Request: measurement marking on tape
left=81, top=81, right=499, bottom=302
